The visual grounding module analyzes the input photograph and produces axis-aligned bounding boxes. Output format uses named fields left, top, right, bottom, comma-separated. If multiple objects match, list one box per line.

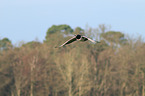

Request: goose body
left=55, top=34, right=100, bottom=48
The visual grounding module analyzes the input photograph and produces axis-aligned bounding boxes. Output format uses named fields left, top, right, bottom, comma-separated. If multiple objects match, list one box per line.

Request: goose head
left=76, top=34, right=82, bottom=40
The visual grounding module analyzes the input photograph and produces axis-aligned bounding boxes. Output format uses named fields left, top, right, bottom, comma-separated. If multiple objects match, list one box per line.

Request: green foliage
left=0, top=38, right=12, bottom=51
left=45, top=24, right=73, bottom=42
left=73, top=27, right=84, bottom=35
left=101, top=31, right=128, bottom=45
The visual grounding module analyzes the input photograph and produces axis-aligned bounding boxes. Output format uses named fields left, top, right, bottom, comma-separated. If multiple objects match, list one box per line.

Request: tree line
left=0, top=24, right=145, bottom=96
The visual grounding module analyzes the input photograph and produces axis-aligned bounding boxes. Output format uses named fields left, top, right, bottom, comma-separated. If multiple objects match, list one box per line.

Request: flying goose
left=55, top=34, right=100, bottom=48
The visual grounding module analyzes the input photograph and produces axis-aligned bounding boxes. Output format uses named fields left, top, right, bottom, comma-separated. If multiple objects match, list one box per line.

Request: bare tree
left=12, top=56, right=30, bottom=96
left=55, top=47, right=92, bottom=96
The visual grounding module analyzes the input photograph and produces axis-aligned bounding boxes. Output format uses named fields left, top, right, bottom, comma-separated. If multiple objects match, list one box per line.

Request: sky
left=0, top=0, right=145, bottom=44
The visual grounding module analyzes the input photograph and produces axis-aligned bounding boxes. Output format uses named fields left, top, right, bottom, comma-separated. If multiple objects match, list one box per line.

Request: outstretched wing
left=56, top=36, right=77, bottom=48
left=82, top=36, right=99, bottom=43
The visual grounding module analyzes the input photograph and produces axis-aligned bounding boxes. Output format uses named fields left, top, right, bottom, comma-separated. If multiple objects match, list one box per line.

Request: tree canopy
left=0, top=37, right=12, bottom=51
left=101, top=31, right=128, bottom=45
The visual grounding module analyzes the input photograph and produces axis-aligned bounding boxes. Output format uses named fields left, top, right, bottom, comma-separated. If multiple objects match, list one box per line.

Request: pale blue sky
left=0, top=0, right=145, bottom=44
